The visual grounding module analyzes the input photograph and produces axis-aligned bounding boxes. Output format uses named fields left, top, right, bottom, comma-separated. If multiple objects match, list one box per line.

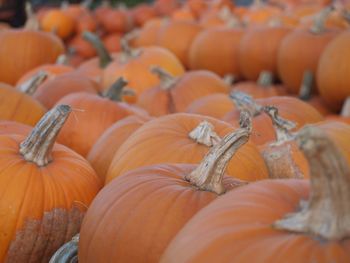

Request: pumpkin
left=156, top=21, right=203, bottom=68
left=161, top=125, right=350, bottom=263
left=131, top=18, right=165, bottom=47
left=238, top=26, right=290, bottom=81
left=187, top=0, right=208, bottom=18
left=325, top=97, right=350, bottom=124
left=41, top=9, right=76, bottom=39
left=56, top=79, right=148, bottom=157
left=242, top=1, right=282, bottom=26
left=223, top=92, right=324, bottom=145
left=102, top=44, right=185, bottom=95
left=186, top=93, right=236, bottom=119
left=231, top=71, right=287, bottom=98
left=0, top=83, right=46, bottom=126
left=106, top=112, right=269, bottom=184
left=317, top=30, right=350, bottom=110
left=130, top=4, right=157, bottom=27
left=100, top=9, right=132, bottom=33
left=79, top=113, right=251, bottom=263
left=277, top=7, right=339, bottom=94
left=188, top=27, right=244, bottom=77
left=0, top=121, right=32, bottom=135
left=171, top=7, right=197, bottom=22
left=68, top=34, right=97, bottom=59
left=87, top=115, right=151, bottom=182
left=154, top=0, right=180, bottom=16
left=199, top=6, right=239, bottom=28
left=102, top=33, right=122, bottom=53
left=0, top=105, right=101, bottom=262
left=76, top=14, right=97, bottom=34
left=137, top=68, right=229, bottom=116
left=0, top=29, right=64, bottom=85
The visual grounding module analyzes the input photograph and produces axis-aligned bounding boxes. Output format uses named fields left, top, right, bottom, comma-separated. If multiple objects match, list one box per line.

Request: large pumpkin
left=79, top=114, right=251, bottom=263
left=0, top=29, right=64, bottom=85
left=161, top=125, right=350, bottom=263
left=106, top=113, right=269, bottom=184
left=137, top=68, right=229, bottom=116
left=0, top=105, right=101, bottom=262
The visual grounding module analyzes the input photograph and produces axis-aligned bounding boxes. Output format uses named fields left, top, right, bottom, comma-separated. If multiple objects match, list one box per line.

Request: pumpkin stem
left=49, top=234, right=79, bottom=263
left=299, top=70, right=314, bottom=101
left=19, top=105, right=71, bottom=167
left=103, top=77, right=134, bottom=102
left=223, top=74, right=236, bottom=86
left=273, top=125, right=350, bottom=240
left=188, top=121, right=221, bottom=147
left=150, top=66, right=177, bottom=90
left=24, top=1, right=39, bottom=30
left=262, top=106, right=296, bottom=145
left=230, top=91, right=262, bottom=117
left=340, top=97, right=350, bottom=118
left=56, top=54, right=69, bottom=65
left=17, top=71, right=48, bottom=95
left=257, top=71, right=273, bottom=87
left=185, top=111, right=252, bottom=195
left=119, top=38, right=142, bottom=63
left=310, top=5, right=335, bottom=34
left=82, top=31, right=112, bottom=68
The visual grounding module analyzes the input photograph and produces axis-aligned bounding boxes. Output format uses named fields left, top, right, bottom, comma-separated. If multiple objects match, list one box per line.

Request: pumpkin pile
left=0, top=0, right=350, bottom=262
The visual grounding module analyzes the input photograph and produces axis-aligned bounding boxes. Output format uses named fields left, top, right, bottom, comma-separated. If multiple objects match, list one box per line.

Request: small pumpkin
left=41, top=9, right=76, bottom=39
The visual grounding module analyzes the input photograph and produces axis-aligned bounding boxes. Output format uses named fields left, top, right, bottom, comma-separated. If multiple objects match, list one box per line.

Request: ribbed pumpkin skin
left=103, top=46, right=185, bottom=94
left=106, top=113, right=269, bottom=184
left=238, top=27, right=290, bottom=81
left=79, top=164, right=242, bottom=263
left=0, top=83, right=47, bottom=126
left=32, top=72, right=99, bottom=109
left=189, top=28, right=244, bottom=77
left=0, top=121, right=32, bottom=135
left=56, top=92, right=147, bottom=157
left=186, top=93, right=236, bottom=119
left=0, top=135, right=101, bottom=263
left=223, top=96, right=324, bottom=145
left=317, top=31, right=350, bottom=110
left=161, top=180, right=350, bottom=263
left=277, top=28, right=339, bottom=94
left=157, top=21, right=203, bottom=67
left=0, top=30, right=64, bottom=85
left=137, top=70, right=229, bottom=116
left=87, top=115, right=151, bottom=181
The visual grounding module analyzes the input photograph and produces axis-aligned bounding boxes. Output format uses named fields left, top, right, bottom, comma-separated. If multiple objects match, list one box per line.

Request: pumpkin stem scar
left=185, top=110, right=252, bottom=195
left=273, top=125, right=350, bottom=240
left=83, top=31, right=112, bottom=68
left=188, top=121, right=221, bottom=147
left=17, top=70, right=48, bottom=95
left=19, top=105, right=71, bottom=167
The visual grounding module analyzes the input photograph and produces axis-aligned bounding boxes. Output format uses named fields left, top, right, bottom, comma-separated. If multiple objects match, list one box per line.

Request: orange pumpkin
left=0, top=30, right=64, bottom=85
left=154, top=0, right=180, bottom=16
left=41, top=9, right=76, bottom=39
left=100, top=9, right=132, bottom=33
left=130, top=4, right=157, bottom=27
left=76, top=14, right=97, bottom=34
left=0, top=121, right=32, bottom=136
left=68, top=34, right=96, bottom=59
left=131, top=18, right=165, bottom=47
left=188, top=27, right=244, bottom=77
left=87, top=115, right=151, bottom=181
left=79, top=115, right=250, bottom=263
left=157, top=21, right=203, bottom=68
left=0, top=105, right=101, bottom=262
left=137, top=68, right=229, bottom=116
left=102, top=33, right=122, bottom=53
left=106, top=113, right=269, bottom=184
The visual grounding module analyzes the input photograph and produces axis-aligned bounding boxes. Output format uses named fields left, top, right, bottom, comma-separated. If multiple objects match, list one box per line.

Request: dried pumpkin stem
left=310, top=5, right=335, bottom=34
left=24, top=1, right=39, bottom=30
left=340, top=97, right=350, bottom=118
left=223, top=74, right=236, bottom=86
left=299, top=70, right=314, bottom=101
left=49, top=234, right=79, bottom=263
left=185, top=111, right=252, bottom=195
left=83, top=31, right=112, bottom=68
left=119, top=38, right=142, bottom=63
left=17, top=71, right=48, bottom=95
left=230, top=91, right=262, bottom=117
left=19, top=105, right=71, bottom=167
left=262, top=106, right=296, bottom=145
left=103, top=77, right=133, bottom=102
left=188, top=121, right=221, bottom=147
left=274, top=125, right=350, bottom=240
left=257, top=71, right=273, bottom=87
left=150, top=66, right=177, bottom=90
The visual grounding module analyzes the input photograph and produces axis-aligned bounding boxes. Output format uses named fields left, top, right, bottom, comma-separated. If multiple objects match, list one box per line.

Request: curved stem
left=19, top=105, right=71, bottom=167
left=257, top=71, right=273, bottom=87
left=274, top=125, right=350, bottom=240
left=49, top=234, right=79, bottom=263
left=17, top=71, right=48, bottom=96
left=310, top=5, right=335, bottom=34
left=103, top=77, right=132, bottom=102
left=185, top=111, right=252, bottom=195
left=230, top=91, right=262, bottom=117
left=299, top=71, right=314, bottom=101
left=150, top=67, right=177, bottom=90
left=188, top=121, right=221, bottom=147
left=262, top=106, right=296, bottom=145
left=118, top=38, right=142, bottom=64
left=83, top=31, right=112, bottom=68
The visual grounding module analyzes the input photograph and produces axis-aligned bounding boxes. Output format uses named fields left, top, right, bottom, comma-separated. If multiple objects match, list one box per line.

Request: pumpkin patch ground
left=0, top=0, right=350, bottom=262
